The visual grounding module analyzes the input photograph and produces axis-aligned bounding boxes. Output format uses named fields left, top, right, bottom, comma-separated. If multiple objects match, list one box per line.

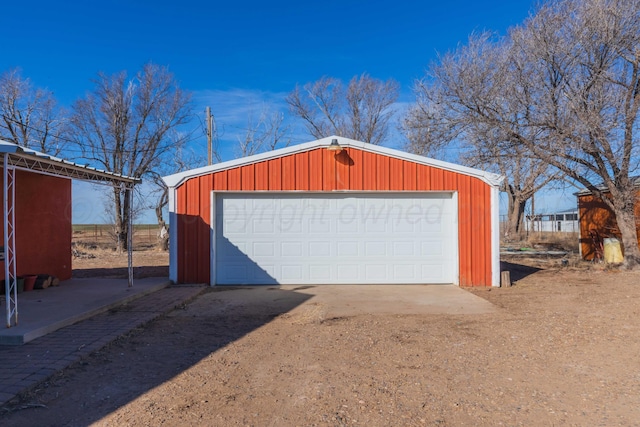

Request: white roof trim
left=162, top=136, right=504, bottom=188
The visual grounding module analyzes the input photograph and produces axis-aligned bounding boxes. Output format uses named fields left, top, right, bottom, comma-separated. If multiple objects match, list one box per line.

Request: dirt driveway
left=3, top=265, right=640, bottom=426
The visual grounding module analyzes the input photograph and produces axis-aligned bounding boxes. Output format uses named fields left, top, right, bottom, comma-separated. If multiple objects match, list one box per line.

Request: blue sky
left=2, top=0, right=564, bottom=223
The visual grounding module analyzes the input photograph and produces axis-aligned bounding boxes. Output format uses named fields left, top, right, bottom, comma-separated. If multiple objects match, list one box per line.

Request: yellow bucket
left=603, top=238, right=624, bottom=263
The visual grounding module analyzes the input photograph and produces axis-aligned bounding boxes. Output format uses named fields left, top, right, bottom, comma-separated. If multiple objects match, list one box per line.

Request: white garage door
left=213, top=193, right=457, bottom=285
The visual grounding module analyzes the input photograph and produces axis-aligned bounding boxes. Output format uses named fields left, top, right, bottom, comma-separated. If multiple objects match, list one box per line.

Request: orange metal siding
left=349, top=149, right=364, bottom=190
left=457, top=175, right=472, bottom=285
left=269, top=158, right=282, bottom=191
left=323, top=150, right=336, bottom=191
left=389, top=158, right=404, bottom=191
left=363, top=151, right=377, bottom=190
left=376, top=154, right=390, bottom=190
left=175, top=147, right=494, bottom=286
left=431, top=167, right=444, bottom=190
left=282, top=155, right=296, bottom=190
left=403, top=161, right=417, bottom=191
left=309, top=150, right=323, bottom=190
left=416, top=164, right=431, bottom=189
left=241, top=164, right=255, bottom=191
left=254, top=161, right=269, bottom=190
left=213, top=170, right=227, bottom=190
left=336, top=151, right=350, bottom=189
left=295, top=152, right=309, bottom=190
left=443, top=170, right=458, bottom=189
left=227, top=167, right=241, bottom=191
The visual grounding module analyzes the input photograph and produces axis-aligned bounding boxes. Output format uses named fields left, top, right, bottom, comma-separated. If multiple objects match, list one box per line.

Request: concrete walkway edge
left=0, top=285, right=205, bottom=407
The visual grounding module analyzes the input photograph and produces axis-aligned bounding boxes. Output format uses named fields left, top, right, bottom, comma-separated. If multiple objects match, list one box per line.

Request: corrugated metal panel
left=181, top=178, right=201, bottom=282
left=227, top=167, right=241, bottom=190
left=198, top=174, right=211, bottom=281
left=255, top=161, right=269, bottom=190
left=457, top=174, right=472, bottom=285
left=349, top=148, right=363, bottom=190
left=363, top=151, right=377, bottom=190
left=309, top=150, right=323, bottom=190
left=471, top=179, right=487, bottom=286
left=241, top=164, right=255, bottom=191
left=376, top=154, right=390, bottom=190
left=323, top=150, right=336, bottom=191
left=175, top=146, right=495, bottom=286
left=269, top=158, right=282, bottom=190
left=213, top=170, right=227, bottom=190
left=403, top=161, right=417, bottom=190
left=0, top=171, right=73, bottom=281
left=417, top=164, right=430, bottom=189
left=389, top=158, right=404, bottom=190
left=336, top=151, right=350, bottom=189
left=431, top=167, right=444, bottom=190
left=295, top=152, right=309, bottom=190
left=443, top=170, right=458, bottom=190
left=282, top=155, right=296, bottom=190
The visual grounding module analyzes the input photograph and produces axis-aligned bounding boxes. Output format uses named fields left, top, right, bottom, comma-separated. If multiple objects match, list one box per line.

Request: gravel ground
left=2, top=257, right=639, bottom=426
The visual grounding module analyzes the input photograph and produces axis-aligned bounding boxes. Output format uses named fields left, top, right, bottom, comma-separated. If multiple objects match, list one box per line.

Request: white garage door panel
left=214, top=193, right=457, bottom=284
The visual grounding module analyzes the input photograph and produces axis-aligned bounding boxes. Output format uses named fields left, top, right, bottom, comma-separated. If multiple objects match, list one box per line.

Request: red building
left=0, top=170, right=72, bottom=281
left=1, top=140, right=139, bottom=327
left=164, top=137, right=503, bottom=287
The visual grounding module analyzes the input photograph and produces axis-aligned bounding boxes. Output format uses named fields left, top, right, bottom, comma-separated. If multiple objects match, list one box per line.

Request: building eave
left=162, top=136, right=504, bottom=189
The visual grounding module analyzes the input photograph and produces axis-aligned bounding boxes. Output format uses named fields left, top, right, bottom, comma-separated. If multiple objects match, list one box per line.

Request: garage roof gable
left=163, top=136, right=504, bottom=188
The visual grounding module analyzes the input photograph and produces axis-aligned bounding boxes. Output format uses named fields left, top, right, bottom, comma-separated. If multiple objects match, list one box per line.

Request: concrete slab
left=182, top=284, right=496, bottom=320
left=287, top=284, right=497, bottom=317
left=0, top=277, right=171, bottom=345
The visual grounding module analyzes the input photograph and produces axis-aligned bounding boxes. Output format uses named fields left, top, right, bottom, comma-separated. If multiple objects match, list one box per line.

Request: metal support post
left=4, top=154, right=17, bottom=327
left=127, top=185, right=133, bottom=288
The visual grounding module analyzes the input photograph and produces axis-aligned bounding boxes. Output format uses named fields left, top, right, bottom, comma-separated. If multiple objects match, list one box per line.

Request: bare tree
left=70, top=63, right=192, bottom=252
left=0, top=68, right=68, bottom=155
left=406, top=0, right=640, bottom=265
left=507, top=0, right=640, bottom=264
left=286, top=74, right=399, bottom=144
left=404, top=33, right=558, bottom=238
left=236, top=107, right=290, bottom=157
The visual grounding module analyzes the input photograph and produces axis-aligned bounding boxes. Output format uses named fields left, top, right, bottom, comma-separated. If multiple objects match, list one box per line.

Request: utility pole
left=206, top=106, right=214, bottom=166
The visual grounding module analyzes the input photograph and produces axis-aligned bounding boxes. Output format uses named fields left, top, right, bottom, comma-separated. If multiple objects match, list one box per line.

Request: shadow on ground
left=500, top=260, right=543, bottom=282
left=72, top=265, right=169, bottom=279
left=1, top=286, right=311, bottom=426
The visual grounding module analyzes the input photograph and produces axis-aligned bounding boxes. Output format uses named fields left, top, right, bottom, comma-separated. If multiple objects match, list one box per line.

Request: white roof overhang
left=163, top=136, right=504, bottom=189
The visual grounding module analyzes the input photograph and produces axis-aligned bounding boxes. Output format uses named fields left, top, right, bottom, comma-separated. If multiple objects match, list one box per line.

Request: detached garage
left=163, top=136, right=503, bottom=287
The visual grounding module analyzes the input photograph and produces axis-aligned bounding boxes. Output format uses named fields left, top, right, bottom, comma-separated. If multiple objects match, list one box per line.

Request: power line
left=0, top=115, right=77, bottom=146
left=0, top=117, right=199, bottom=156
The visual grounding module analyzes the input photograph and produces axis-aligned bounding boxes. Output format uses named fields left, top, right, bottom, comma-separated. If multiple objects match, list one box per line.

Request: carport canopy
left=1, top=139, right=141, bottom=328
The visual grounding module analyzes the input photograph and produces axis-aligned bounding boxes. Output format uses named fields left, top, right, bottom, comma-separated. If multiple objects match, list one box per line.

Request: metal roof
left=162, top=135, right=504, bottom=189
left=0, top=139, right=140, bottom=185
left=575, top=177, right=640, bottom=196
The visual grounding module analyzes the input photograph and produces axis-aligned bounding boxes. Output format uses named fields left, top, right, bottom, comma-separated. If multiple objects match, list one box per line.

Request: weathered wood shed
left=577, top=187, right=640, bottom=260
left=163, top=136, right=503, bottom=287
